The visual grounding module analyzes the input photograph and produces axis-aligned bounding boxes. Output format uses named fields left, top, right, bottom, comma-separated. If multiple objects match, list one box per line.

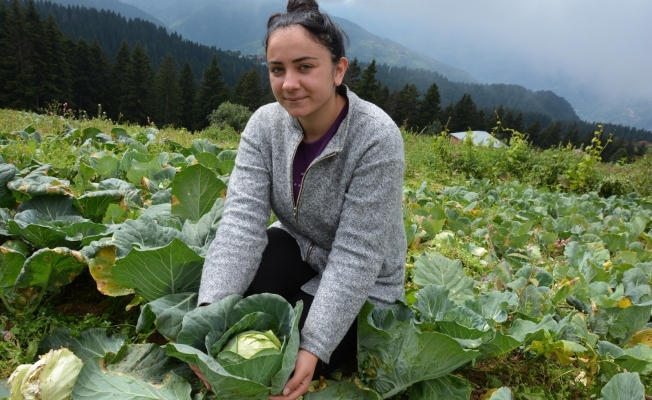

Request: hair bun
left=287, top=0, right=319, bottom=13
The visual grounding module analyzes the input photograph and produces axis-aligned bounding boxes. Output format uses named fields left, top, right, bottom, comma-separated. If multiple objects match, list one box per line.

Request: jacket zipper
left=293, top=152, right=338, bottom=230
left=306, top=242, right=315, bottom=265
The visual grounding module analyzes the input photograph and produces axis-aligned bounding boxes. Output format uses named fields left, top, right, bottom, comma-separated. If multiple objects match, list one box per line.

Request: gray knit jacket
left=197, top=89, right=407, bottom=363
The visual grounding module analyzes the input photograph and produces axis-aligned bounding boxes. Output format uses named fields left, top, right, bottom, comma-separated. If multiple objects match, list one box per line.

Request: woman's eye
left=270, top=68, right=283, bottom=74
left=299, top=64, right=312, bottom=70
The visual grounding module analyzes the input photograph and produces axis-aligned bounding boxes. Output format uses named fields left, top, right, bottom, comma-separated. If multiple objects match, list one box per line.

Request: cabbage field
left=1, top=119, right=651, bottom=399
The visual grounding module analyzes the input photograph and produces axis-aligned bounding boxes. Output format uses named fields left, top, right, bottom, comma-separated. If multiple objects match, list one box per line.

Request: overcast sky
left=317, top=0, right=652, bottom=104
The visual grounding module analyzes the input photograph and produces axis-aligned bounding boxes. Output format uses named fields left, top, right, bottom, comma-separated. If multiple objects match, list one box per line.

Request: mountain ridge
left=115, top=0, right=479, bottom=84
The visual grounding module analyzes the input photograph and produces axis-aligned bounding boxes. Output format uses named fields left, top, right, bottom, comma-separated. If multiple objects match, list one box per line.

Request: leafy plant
left=166, top=293, right=303, bottom=400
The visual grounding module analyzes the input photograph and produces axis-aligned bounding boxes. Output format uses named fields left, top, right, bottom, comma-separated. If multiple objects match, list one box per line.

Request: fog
left=318, top=0, right=652, bottom=108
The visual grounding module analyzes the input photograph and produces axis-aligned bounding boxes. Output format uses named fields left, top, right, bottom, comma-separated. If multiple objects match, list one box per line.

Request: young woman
left=195, top=0, right=407, bottom=398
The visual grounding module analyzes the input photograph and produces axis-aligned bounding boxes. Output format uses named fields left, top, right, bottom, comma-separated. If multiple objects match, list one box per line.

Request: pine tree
left=153, top=53, right=181, bottom=127
left=416, top=82, right=441, bottom=129
left=539, top=122, right=562, bottom=149
left=526, top=120, right=542, bottom=146
left=0, top=3, right=14, bottom=107
left=355, top=60, right=382, bottom=105
left=2, top=0, right=34, bottom=110
left=121, top=42, right=154, bottom=125
left=565, top=125, right=580, bottom=147
left=193, top=54, right=230, bottom=131
left=72, top=38, right=93, bottom=113
left=178, top=61, right=196, bottom=131
left=343, top=57, right=361, bottom=91
left=89, top=39, right=110, bottom=116
left=393, top=84, right=420, bottom=130
left=450, top=94, right=480, bottom=132
left=41, top=14, right=71, bottom=107
left=109, top=40, right=130, bottom=120
left=24, top=0, right=45, bottom=109
left=232, top=68, right=263, bottom=111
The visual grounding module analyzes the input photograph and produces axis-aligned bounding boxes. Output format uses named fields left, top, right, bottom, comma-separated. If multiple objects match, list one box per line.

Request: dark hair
left=265, top=0, right=349, bottom=64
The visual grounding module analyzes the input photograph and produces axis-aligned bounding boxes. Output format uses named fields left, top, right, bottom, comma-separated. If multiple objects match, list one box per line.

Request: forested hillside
left=1, top=0, right=650, bottom=155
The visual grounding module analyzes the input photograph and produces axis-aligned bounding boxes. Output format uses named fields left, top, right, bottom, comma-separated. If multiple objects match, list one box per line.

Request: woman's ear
left=333, top=57, right=349, bottom=87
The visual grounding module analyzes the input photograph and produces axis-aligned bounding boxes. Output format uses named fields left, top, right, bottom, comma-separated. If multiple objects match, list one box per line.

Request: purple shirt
left=292, top=101, right=349, bottom=203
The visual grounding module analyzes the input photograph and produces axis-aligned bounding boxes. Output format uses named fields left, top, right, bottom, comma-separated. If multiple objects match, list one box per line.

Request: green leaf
left=469, top=290, right=517, bottom=324
left=413, top=252, right=474, bottom=303
left=592, top=305, right=652, bottom=345
left=167, top=343, right=269, bottom=400
left=38, top=328, right=126, bottom=363
left=111, top=215, right=182, bottom=258
left=622, top=268, right=652, bottom=304
left=191, top=139, right=221, bottom=155
left=177, top=294, right=243, bottom=351
left=15, top=247, right=87, bottom=293
left=73, top=190, right=123, bottom=222
left=517, top=284, right=545, bottom=319
left=194, top=152, right=219, bottom=170
left=304, top=380, right=381, bottom=400
left=72, top=345, right=193, bottom=400
left=74, top=162, right=96, bottom=188
left=136, top=293, right=198, bottom=341
left=217, top=150, right=238, bottom=175
left=17, top=194, right=79, bottom=219
left=358, top=302, right=479, bottom=398
left=7, top=164, right=72, bottom=200
left=600, top=372, right=645, bottom=400
left=0, top=163, right=18, bottom=208
left=407, top=375, right=474, bottom=400
left=413, top=284, right=455, bottom=323
left=181, top=198, right=224, bottom=256
left=92, top=154, right=120, bottom=179
left=0, top=240, right=28, bottom=291
left=82, top=127, right=103, bottom=141
left=171, top=164, right=226, bottom=222
left=112, top=238, right=204, bottom=302
left=88, top=245, right=134, bottom=297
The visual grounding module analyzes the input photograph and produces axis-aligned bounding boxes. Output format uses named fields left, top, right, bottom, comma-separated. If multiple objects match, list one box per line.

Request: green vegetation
left=0, top=109, right=650, bottom=399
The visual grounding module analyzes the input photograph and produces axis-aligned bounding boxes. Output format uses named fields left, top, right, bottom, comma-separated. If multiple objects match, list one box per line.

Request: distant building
left=449, top=131, right=505, bottom=148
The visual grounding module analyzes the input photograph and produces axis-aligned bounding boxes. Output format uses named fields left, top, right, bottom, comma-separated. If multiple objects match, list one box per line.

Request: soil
left=49, top=269, right=138, bottom=325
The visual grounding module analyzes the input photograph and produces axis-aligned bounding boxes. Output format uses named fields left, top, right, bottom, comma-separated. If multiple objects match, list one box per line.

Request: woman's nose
left=282, top=70, right=300, bottom=91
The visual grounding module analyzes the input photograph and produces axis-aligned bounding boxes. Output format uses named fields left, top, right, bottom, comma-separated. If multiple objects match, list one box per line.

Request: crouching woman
left=195, top=0, right=407, bottom=398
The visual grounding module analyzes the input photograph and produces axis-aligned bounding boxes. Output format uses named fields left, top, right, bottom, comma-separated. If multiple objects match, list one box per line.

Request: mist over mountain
left=116, top=0, right=478, bottom=84
left=40, top=0, right=164, bottom=26
left=319, top=1, right=652, bottom=132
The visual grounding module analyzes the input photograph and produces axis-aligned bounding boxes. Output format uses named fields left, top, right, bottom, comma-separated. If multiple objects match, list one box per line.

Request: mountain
left=115, top=0, right=478, bottom=84
left=39, top=0, right=165, bottom=26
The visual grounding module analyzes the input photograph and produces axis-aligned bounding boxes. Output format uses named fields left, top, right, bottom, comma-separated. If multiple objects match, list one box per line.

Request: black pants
left=243, top=227, right=357, bottom=378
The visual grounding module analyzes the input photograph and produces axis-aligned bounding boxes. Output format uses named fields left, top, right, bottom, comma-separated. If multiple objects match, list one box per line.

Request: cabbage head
left=167, top=293, right=303, bottom=400
left=8, top=348, right=82, bottom=400
left=221, top=330, right=281, bottom=360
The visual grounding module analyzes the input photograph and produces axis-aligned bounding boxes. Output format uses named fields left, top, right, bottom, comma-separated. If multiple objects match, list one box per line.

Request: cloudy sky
left=318, top=0, right=652, bottom=107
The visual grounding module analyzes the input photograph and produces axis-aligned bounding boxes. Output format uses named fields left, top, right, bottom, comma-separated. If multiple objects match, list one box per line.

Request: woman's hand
left=269, top=349, right=318, bottom=400
left=189, top=364, right=211, bottom=391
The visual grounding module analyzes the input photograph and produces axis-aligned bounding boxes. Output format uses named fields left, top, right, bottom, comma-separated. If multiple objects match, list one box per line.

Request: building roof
left=450, top=131, right=505, bottom=148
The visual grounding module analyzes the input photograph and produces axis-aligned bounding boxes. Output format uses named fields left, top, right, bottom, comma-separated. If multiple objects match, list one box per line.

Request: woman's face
left=267, top=26, right=347, bottom=124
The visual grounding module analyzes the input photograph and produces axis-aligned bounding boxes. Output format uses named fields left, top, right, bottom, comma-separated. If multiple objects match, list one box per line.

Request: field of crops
left=1, top=113, right=651, bottom=399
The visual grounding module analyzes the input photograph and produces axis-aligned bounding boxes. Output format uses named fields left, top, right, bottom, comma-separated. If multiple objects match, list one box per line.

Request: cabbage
left=221, top=330, right=281, bottom=359
left=8, top=348, right=82, bottom=400
left=167, top=293, right=303, bottom=400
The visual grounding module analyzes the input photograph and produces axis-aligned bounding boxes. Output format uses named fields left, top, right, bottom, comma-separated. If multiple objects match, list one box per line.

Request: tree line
left=0, top=0, right=649, bottom=161
left=0, top=0, right=272, bottom=130
left=346, top=60, right=649, bottom=162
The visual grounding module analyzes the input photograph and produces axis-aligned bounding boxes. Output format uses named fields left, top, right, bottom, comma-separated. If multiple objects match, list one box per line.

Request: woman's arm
left=300, top=124, right=406, bottom=363
left=197, top=110, right=274, bottom=305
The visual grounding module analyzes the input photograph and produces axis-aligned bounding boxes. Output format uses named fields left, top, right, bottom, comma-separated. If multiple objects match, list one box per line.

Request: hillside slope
left=116, top=0, right=478, bottom=83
